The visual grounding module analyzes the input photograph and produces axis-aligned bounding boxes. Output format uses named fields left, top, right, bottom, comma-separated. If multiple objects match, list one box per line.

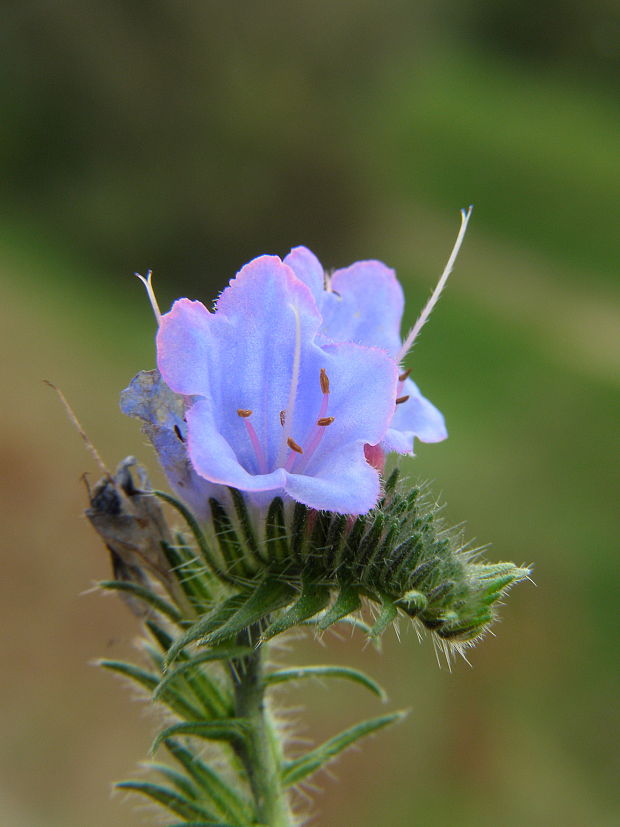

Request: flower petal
left=284, top=443, right=380, bottom=514
left=321, top=260, right=404, bottom=354
left=283, top=246, right=325, bottom=305
left=383, top=377, right=447, bottom=454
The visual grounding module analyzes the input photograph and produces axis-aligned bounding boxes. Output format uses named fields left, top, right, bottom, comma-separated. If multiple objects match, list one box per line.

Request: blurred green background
left=1, top=2, right=618, bottom=825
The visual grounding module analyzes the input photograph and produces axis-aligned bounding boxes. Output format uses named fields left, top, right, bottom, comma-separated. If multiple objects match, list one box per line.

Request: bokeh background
left=2, top=2, right=619, bottom=825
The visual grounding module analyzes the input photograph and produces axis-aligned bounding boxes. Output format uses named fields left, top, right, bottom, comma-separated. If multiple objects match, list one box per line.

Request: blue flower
left=283, top=247, right=447, bottom=455
left=151, top=255, right=398, bottom=515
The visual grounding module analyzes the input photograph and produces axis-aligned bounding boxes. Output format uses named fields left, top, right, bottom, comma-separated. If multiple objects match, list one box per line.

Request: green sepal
left=264, top=496, right=288, bottom=564
left=261, top=580, right=331, bottom=640
left=209, top=497, right=252, bottom=578
left=282, top=710, right=408, bottom=787
left=317, top=584, right=361, bottom=630
left=161, top=537, right=213, bottom=606
left=228, top=487, right=263, bottom=568
left=370, top=595, right=398, bottom=638
left=152, top=719, right=251, bottom=754
left=165, top=739, right=254, bottom=825
left=115, top=780, right=219, bottom=821
left=99, top=579, right=182, bottom=623
left=265, top=665, right=387, bottom=701
left=100, top=660, right=203, bottom=721
left=154, top=489, right=223, bottom=579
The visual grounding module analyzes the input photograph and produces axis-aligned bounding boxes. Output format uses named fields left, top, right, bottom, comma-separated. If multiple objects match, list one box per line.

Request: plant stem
left=231, top=625, right=293, bottom=827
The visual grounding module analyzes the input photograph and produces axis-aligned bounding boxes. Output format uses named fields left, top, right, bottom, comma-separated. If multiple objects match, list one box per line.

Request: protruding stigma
left=395, top=205, right=473, bottom=363
left=317, top=416, right=335, bottom=426
left=287, top=437, right=304, bottom=454
left=237, top=409, right=253, bottom=418
left=320, top=368, right=330, bottom=394
left=135, top=270, right=162, bottom=325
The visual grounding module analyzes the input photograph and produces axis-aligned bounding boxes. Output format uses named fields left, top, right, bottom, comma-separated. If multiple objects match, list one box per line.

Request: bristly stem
left=231, top=624, right=293, bottom=827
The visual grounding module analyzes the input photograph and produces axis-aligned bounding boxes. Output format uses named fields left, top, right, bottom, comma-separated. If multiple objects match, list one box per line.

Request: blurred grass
left=1, top=37, right=618, bottom=827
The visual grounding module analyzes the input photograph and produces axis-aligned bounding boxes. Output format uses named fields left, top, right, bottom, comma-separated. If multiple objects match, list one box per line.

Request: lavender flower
left=151, top=255, right=398, bottom=515
left=283, top=246, right=447, bottom=454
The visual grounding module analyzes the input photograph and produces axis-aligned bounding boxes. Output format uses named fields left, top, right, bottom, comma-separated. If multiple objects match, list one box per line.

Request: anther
left=237, top=409, right=253, bottom=418
left=320, top=368, right=330, bottom=394
left=279, top=410, right=286, bottom=426
left=317, top=416, right=335, bottom=427
left=399, top=368, right=412, bottom=382
left=287, top=437, right=304, bottom=454
left=396, top=395, right=410, bottom=405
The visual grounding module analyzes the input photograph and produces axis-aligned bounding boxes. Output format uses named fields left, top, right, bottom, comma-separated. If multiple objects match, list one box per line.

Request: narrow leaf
left=99, top=580, right=182, bottom=623
left=155, top=646, right=252, bottom=701
left=166, top=739, right=254, bottom=824
left=100, top=660, right=203, bottom=721
left=266, top=665, right=386, bottom=700
left=116, top=781, right=217, bottom=821
left=282, top=711, right=408, bottom=787
left=165, top=593, right=248, bottom=667
left=262, top=582, right=330, bottom=640
left=150, top=762, right=200, bottom=800
left=152, top=719, right=251, bottom=754
left=203, top=578, right=296, bottom=646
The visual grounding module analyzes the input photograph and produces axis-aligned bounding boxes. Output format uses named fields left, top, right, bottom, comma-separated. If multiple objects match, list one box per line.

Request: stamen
left=277, top=303, right=302, bottom=466
left=173, top=424, right=185, bottom=442
left=320, top=368, right=330, bottom=394
left=399, top=368, right=412, bottom=382
left=294, top=369, right=333, bottom=472
left=287, top=437, right=304, bottom=454
left=237, top=409, right=268, bottom=473
left=135, top=270, right=162, bottom=325
left=279, top=410, right=286, bottom=426
left=396, top=205, right=473, bottom=363
left=396, top=395, right=410, bottom=405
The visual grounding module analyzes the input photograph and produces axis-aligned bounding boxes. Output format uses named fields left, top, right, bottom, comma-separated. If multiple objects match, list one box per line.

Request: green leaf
left=150, top=762, right=201, bottom=800
left=165, top=739, right=254, bottom=825
left=99, top=580, right=182, bottom=623
left=146, top=621, right=232, bottom=718
left=282, top=710, right=408, bottom=786
left=100, top=660, right=203, bottom=721
left=265, top=665, right=386, bottom=701
left=155, top=646, right=253, bottom=702
left=165, top=593, right=248, bottom=667
left=203, top=578, right=296, bottom=646
left=116, top=781, right=218, bottom=821
left=317, top=584, right=361, bottom=630
left=261, top=581, right=331, bottom=640
left=152, top=719, right=251, bottom=754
